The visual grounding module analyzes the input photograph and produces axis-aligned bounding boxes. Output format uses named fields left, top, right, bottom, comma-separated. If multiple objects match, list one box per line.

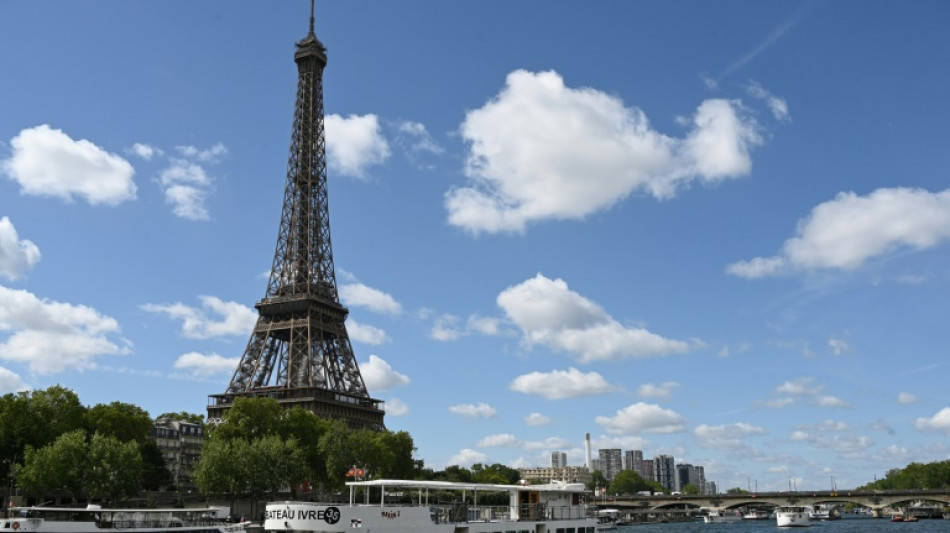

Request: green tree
left=139, top=439, right=172, bottom=490
left=279, top=408, right=332, bottom=490
left=157, top=411, right=205, bottom=425
left=588, top=470, right=607, bottom=492
left=608, top=470, right=651, bottom=495
left=29, top=386, right=87, bottom=447
left=681, top=482, right=700, bottom=495
left=17, top=429, right=88, bottom=503
left=212, top=397, right=282, bottom=441
left=471, top=463, right=520, bottom=485
left=86, top=433, right=143, bottom=503
left=86, top=402, right=153, bottom=443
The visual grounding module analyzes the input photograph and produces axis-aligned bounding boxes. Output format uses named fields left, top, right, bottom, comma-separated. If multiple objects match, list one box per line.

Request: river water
left=614, top=516, right=948, bottom=533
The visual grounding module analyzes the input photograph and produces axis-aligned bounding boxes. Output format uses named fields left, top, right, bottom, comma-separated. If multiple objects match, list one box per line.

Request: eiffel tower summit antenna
left=208, top=4, right=385, bottom=430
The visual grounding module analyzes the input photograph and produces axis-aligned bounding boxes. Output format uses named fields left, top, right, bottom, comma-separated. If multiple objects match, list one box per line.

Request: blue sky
left=2, top=1, right=949, bottom=492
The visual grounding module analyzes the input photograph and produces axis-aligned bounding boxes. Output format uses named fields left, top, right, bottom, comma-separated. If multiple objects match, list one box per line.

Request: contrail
left=715, top=5, right=812, bottom=84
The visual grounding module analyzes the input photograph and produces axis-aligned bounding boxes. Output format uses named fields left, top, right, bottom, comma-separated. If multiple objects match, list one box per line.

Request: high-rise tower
left=208, top=4, right=385, bottom=430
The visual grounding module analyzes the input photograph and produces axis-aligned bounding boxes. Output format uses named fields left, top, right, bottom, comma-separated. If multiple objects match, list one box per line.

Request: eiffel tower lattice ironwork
left=208, top=4, right=385, bottom=430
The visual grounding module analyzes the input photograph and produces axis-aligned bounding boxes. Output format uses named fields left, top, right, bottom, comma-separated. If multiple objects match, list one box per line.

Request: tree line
left=859, top=460, right=950, bottom=491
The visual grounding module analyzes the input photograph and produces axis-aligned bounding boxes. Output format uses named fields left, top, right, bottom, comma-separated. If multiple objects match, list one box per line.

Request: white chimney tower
left=585, top=432, right=592, bottom=469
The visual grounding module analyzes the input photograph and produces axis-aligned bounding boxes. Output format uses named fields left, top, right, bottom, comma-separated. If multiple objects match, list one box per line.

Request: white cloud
left=497, top=274, right=690, bottom=362
left=775, top=377, right=820, bottom=396
left=746, top=81, right=790, bottom=122
left=897, top=392, right=918, bottom=405
left=510, top=368, right=620, bottom=400
left=0, top=366, right=28, bottom=394
left=446, top=70, right=761, bottom=234
left=129, top=143, right=163, bottom=160
left=384, top=398, right=409, bottom=416
left=397, top=121, right=444, bottom=154
left=158, top=160, right=213, bottom=220
left=522, top=436, right=573, bottom=451
left=595, top=402, right=687, bottom=435
left=638, top=381, right=680, bottom=400
left=2, top=125, right=136, bottom=205
left=477, top=434, right=520, bottom=447
left=816, top=395, right=850, bottom=408
left=828, top=337, right=851, bottom=356
left=447, top=448, right=488, bottom=468
left=449, top=402, right=496, bottom=419
left=339, top=283, right=402, bottom=315
left=694, top=422, right=766, bottom=450
left=173, top=352, right=238, bottom=377
left=325, top=114, right=391, bottom=179
left=347, top=319, right=390, bottom=345
left=524, top=412, right=552, bottom=426
left=0, top=217, right=41, bottom=281
left=0, top=285, right=128, bottom=374
left=728, top=188, right=950, bottom=277
left=360, top=354, right=410, bottom=391
left=915, top=407, right=950, bottom=434
left=141, top=296, right=256, bottom=339
left=176, top=143, right=227, bottom=162
left=429, top=313, right=507, bottom=341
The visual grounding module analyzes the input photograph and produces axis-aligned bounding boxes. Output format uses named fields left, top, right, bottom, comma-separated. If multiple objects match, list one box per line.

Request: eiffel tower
left=208, top=3, right=385, bottom=430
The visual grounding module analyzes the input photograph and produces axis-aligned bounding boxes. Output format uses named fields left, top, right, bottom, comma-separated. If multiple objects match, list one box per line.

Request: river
left=613, top=516, right=948, bottom=533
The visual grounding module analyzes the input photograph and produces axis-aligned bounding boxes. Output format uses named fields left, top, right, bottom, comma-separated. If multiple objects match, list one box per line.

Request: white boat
left=809, top=504, right=840, bottom=520
left=264, top=479, right=597, bottom=533
left=776, top=506, right=811, bottom=527
left=595, top=509, right=619, bottom=531
left=742, top=509, right=771, bottom=520
left=702, top=510, right=743, bottom=523
left=1, top=505, right=249, bottom=533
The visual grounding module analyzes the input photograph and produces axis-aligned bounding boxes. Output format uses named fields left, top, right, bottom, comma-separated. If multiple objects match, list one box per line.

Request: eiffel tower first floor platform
left=207, top=386, right=386, bottom=431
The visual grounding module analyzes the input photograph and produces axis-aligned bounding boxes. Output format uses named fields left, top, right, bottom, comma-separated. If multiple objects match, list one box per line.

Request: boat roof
left=11, top=507, right=225, bottom=513
left=345, top=479, right=587, bottom=493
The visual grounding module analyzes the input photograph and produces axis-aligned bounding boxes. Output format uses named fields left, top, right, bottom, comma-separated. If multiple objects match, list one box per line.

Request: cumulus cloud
left=0, top=285, right=128, bottom=374
left=429, top=313, right=507, bottom=341
left=0, top=366, right=28, bottom=394
left=915, top=407, right=950, bottom=434
left=477, top=433, right=520, bottom=447
left=173, top=352, right=238, bottom=377
left=176, top=143, right=227, bottom=162
left=595, top=402, right=687, bottom=435
left=360, top=355, right=409, bottom=391
left=497, top=274, right=690, bottom=362
left=638, top=381, right=680, bottom=400
left=524, top=412, right=552, bottom=426
left=325, top=114, right=391, bottom=179
left=523, top=436, right=573, bottom=451
left=339, top=282, right=402, bottom=315
left=728, top=188, right=950, bottom=278
left=816, top=395, right=851, bottom=408
left=141, top=296, right=256, bottom=339
left=384, top=398, right=409, bottom=416
left=129, top=143, right=163, bottom=160
left=897, top=392, right=918, bottom=405
left=446, top=70, right=762, bottom=234
left=447, top=448, right=488, bottom=468
left=449, top=402, right=496, bottom=419
left=0, top=217, right=41, bottom=281
left=694, top=422, right=766, bottom=450
left=347, top=319, right=390, bottom=345
left=158, top=161, right=212, bottom=220
left=2, top=125, right=136, bottom=205
left=775, top=377, right=820, bottom=396
left=510, top=368, right=620, bottom=400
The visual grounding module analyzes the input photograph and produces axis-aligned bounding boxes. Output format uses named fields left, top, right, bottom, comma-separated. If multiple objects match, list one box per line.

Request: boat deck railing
left=419, top=503, right=593, bottom=524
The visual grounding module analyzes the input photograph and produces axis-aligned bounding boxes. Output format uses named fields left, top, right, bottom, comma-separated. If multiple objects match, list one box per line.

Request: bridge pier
left=871, top=508, right=884, bottom=519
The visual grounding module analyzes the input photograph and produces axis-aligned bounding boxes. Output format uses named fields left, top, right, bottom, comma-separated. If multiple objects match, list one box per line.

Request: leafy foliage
left=859, top=460, right=950, bottom=490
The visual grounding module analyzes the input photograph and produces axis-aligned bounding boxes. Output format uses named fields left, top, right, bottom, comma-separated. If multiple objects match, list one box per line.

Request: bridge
left=595, top=489, right=950, bottom=518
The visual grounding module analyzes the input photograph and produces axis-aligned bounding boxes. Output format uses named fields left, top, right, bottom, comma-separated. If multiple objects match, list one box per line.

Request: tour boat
left=1, top=505, right=249, bottom=533
left=702, top=509, right=743, bottom=523
left=595, top=509, right=619, bottom=531
left=264, top=479, right=597, bottom=533
left=775, top=506, right=811, bottom=527
left=809, top=504, right=840, bottom=520
left=742, top=509, right=771, bottom=520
